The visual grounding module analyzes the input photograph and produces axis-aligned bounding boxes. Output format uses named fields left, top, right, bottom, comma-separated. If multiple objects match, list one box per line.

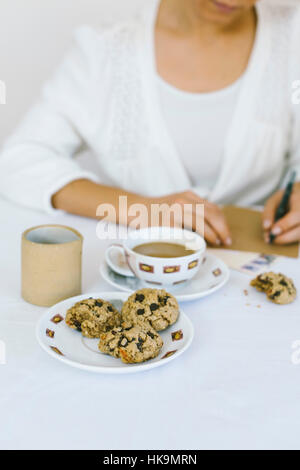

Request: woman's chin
left=199, top=0, right=245, bottom=25
left=211, top=0, right=240, bottom=15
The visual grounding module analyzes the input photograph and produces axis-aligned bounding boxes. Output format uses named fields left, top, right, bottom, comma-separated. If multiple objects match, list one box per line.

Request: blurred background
left=0, top=0, right=142, bottom=143
left=0, top=0, right=298, bottom=144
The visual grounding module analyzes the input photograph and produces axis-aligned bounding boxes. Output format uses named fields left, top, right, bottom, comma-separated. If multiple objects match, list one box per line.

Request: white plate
left=36, top=292, right=194, bottom=374
left=100, top=253, right=230, bottom=302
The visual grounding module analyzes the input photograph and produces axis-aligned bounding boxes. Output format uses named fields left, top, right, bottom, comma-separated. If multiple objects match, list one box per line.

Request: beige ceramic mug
left=21, top=224, right=83, bottom=307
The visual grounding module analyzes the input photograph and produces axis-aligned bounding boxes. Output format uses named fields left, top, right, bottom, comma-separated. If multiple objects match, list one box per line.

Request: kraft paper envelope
left=219, top=206, right=299, bottom=259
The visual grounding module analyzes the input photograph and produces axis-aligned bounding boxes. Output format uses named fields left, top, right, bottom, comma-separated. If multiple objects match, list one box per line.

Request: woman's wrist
left=52, top=178, right=154, bottom=225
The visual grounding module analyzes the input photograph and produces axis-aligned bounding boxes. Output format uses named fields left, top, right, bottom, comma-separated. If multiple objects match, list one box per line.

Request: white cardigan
left=1, top=0, right=300, bottom=214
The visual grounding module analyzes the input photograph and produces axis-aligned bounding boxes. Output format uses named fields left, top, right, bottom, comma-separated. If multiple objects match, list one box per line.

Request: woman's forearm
left=51, top=179, right=232, bottom=246
left=51, top=179, right=149, bottom=224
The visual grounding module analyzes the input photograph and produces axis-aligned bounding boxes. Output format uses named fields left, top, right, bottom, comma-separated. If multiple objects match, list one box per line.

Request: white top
left=0, top=0, right=300, bottom=214
left=158, top=76, right=242, bottom=190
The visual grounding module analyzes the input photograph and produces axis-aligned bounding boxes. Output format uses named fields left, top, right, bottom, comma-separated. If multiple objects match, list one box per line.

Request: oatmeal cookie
left=250, top=272, right=297, bottom=305
left=65, top=297, right=121, bottom=338
left=98, top=322, right=163, bottom=364
left=121, top=288, right=179, bottom=331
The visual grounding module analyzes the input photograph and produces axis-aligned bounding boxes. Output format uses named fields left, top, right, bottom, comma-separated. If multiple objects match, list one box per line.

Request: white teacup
left=105, top=227, right=206, bottom=287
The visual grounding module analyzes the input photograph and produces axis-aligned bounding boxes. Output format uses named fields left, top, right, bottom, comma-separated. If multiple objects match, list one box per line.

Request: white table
left=1, top=197, right=300, bottom=451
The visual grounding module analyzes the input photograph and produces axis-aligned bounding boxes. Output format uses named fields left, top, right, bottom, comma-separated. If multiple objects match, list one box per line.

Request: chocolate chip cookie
left=98, top=322, right=163, bottom=364
left=65, top=297, right=121, bottom=338
left=250, top=272, right=297, bottom=305
left=121, top=288, right=179, bottom=331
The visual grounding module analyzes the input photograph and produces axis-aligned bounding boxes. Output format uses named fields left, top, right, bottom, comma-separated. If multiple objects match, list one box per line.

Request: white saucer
left=100, top=253, right=230, bottom=302
left=36, top=292, right=194, bottom=374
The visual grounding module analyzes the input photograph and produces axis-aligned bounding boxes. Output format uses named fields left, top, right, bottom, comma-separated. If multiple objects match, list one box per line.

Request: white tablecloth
left=0, top=197, right=300, bottom=450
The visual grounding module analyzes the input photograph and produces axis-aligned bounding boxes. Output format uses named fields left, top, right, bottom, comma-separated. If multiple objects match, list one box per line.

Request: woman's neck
left=155, top=0, right=258, bottom=93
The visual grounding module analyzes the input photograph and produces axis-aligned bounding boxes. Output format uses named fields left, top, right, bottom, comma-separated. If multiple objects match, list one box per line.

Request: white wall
left=0, top=0, right=298, bottom=144
left=0, top=0, right=144, bottom=144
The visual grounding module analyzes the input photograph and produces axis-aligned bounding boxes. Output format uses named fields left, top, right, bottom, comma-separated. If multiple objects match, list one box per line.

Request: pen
left=269, top=170, right=297, bottom=243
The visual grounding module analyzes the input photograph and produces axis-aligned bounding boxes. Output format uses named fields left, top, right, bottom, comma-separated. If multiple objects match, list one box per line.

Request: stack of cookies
left=65, top=288, right=180, bottom=364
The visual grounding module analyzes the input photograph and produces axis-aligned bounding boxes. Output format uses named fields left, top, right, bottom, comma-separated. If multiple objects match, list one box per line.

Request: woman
left=1, top=0, right=300, bottom=246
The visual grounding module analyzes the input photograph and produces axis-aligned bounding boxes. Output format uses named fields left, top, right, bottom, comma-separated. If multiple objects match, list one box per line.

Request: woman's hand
left=263, top=182, right=300, bottom=244
left=150, top=191, right=232, bottom=247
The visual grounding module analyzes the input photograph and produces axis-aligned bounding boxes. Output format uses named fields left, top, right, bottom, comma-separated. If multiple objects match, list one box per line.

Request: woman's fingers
left=182, top=193, right=232, bottom=245
left=188, top=199, right=232, bottom=246
left=157, top=192, right=232, bottom=246
left=263, top=185, right=300, bottom=244
left=186, top=202, right=231, bottom=245
left=262, top=190, right=283, bottom=230
left=203, top=221, right=223, bottom=246
left=177, top=203, right=223, bottom=246
left=273, top=225, right=300, bottom=245
left=205, top=207, right=232, bottom=246
left=270, top=211, right=300, bottom=238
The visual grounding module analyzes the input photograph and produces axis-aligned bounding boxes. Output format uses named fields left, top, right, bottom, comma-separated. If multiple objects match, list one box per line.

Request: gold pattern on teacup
left=51, top=314, right=64, bottom=324
left=163, top=265, right=180, bottom=274
left=46, top=329, right=55, bottom=338
left=162, top=350, right=177, bottom=359
left=50, top=346, right=64, bottom=356
left=188, top=260, right=199, bottom=270
left=213, top=268, right=222, bottom=277
left=172, top=330, right=183, bottom=341
left=139, top=263, right=154, bottom=273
